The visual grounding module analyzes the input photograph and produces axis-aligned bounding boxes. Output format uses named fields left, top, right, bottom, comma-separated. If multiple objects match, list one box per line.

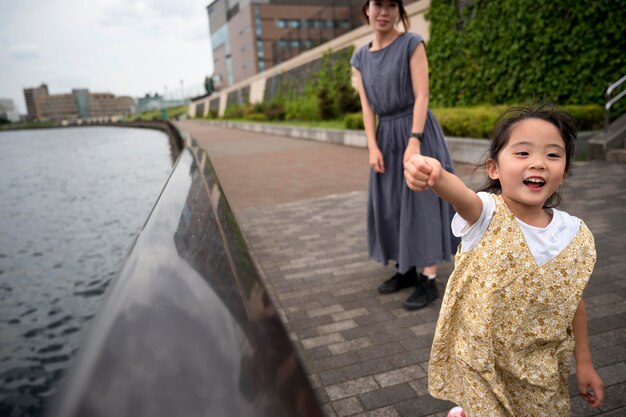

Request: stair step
left=606, top=149, right=626, bottom=163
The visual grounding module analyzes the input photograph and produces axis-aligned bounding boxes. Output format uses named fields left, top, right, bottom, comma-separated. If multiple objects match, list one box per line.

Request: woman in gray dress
left=351, top=0, right=459, bottom=310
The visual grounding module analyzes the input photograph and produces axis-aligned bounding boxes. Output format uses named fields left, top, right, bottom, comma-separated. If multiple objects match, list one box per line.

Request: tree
left=204, top=75, right=215, bottom=95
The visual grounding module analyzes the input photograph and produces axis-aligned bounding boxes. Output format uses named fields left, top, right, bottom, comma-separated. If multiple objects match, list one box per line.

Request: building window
left=255, top=5, right=265, bottom=72
left=276, top=19, right=301, bottom=29
left=226, top=3, right=239, bottom=21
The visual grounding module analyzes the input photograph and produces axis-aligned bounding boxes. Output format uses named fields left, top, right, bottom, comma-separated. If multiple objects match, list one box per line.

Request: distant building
left=23, top=84, right=49, bottom=121
left=22, top=85, right=135, bottom=121
left=136, top=93, right=188, bottom=113
left=137, top=93, right=165, bottom=112
left=87, top=93, right=135, bottom=118
left=0, top=98, right=20, bottom=123
left=207, top=0, right=360, bottom=88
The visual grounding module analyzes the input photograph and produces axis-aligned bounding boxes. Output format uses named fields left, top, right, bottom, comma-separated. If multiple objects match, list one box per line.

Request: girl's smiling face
left=487, top=118, right=567, bottom=217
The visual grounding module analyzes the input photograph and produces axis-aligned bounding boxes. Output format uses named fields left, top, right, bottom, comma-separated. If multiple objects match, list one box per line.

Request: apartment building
left=207, top=0, right=361, bottom=88
left=192, top=0, right=427, bottom=117
left=23, top=84, right=49, bottom=121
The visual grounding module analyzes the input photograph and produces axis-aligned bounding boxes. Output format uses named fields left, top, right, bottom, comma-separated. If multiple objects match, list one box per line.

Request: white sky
left=0, top=0, right=214, bottom=113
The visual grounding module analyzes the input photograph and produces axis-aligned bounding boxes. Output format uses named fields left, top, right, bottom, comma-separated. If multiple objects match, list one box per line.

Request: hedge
left=426, top=0, right=626, bottom=108
left=344, top=104, right=603, bottom=138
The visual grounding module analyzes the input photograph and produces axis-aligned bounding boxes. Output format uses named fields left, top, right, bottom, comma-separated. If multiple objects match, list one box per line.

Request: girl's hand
left=403, top=138, right=420, bottom=163
left=369, top=147, right=385, bottom=174
left=576, top=363, right=604, bottom=409
left=404, top=154, right=441, bottom=191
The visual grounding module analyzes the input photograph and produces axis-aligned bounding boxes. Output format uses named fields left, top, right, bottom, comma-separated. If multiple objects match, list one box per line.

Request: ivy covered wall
left=426, top=0, right=626, bottom=107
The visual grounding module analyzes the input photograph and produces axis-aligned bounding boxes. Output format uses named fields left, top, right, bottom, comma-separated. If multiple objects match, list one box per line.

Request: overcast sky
left=0, top=0, right=214, bottom=113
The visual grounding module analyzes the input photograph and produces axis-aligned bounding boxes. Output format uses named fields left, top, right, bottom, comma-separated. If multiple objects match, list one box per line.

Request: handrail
left=45, top=130, right=324, bottom=417
left=605, top=74, right=626, bottom=133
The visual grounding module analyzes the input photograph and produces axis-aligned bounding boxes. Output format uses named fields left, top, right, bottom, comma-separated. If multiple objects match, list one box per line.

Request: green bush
left=431, top=104, right=603, bottom=138
left=335, top=84, right=361, bottom=116
left=285, top=96, right=321, bottom=121
left=317, top=87, right=336, bottom=120
left=223, top=104, right=246, bottom=119
left=245, top=113, right=268, bottom=122
left=263, top=47, right=358, bottom=119
left=561, top=105, right=604, bottom=131
left=343, top=113, right=364, bottom=130
left=223, top=101, right=603, bottom=140
left=432, top=106, right=506, bottom=138
left=265, top=104, right=286, bottom=121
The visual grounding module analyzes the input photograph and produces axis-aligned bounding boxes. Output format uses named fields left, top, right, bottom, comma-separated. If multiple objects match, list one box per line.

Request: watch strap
left=410, top=131, right=424, bottom=140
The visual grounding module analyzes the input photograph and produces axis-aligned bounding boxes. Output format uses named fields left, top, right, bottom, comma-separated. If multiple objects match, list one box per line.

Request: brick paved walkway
left=177, top=120, right=626, bottom=417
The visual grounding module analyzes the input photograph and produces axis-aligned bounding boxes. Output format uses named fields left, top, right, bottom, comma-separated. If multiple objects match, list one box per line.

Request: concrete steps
left=588, top=112, right=626, bottom=162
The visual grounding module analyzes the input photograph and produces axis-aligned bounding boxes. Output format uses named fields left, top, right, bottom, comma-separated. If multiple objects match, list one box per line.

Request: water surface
left=0, top=126, right=174, bottom=416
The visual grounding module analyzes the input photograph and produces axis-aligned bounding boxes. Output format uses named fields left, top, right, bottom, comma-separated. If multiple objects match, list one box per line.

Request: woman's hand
left=403, top=138, right=420, bottom=163
left=369, top=147, right=385, bottom=173
left=576, top=362, right=604, bottom=409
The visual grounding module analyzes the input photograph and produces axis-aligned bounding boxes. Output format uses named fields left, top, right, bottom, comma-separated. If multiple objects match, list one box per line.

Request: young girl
left=403, top=105, right=604, bottom=415
left=351, top=0, right=459, bottom=310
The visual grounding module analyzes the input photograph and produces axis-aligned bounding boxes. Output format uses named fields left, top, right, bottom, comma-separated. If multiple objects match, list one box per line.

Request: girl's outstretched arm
left=404, top=155, right=482, bottom=225
left=572, top=299, right=604, bottom=409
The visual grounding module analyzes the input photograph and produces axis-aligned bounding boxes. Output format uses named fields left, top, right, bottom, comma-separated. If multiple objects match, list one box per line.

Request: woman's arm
left=572, top=299, right=604, bottom=409
left=404, top=155, right=483, bottom=225
left=404, top=42, right=429, bottom=162
left=353, top=67, right=384, bottom=174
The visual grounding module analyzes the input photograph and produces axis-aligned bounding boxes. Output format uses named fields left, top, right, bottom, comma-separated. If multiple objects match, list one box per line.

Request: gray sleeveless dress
left=351, top=32, right=460, bottom=273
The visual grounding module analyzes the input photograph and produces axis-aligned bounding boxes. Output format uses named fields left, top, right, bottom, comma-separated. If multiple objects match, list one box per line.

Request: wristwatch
left=410, top=131, right=424, bottom=140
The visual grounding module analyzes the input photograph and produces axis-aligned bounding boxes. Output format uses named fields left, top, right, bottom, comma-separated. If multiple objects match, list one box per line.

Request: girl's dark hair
left=362, top=1, right=410, bottom=32
left=478, top=103, right=577, bottom=208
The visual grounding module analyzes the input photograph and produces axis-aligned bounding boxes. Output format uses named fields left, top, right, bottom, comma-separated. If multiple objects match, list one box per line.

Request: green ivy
left=427, top=0, right=626, bottom=108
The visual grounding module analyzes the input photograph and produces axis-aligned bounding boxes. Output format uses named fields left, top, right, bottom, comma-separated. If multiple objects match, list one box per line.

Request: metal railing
left=605, top=74, right=626, bottom=133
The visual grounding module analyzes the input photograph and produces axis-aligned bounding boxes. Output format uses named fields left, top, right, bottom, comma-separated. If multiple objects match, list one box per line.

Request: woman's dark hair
left=361, top=0, right=410, bottom=32
left=478, top=103, right=577, bottom=208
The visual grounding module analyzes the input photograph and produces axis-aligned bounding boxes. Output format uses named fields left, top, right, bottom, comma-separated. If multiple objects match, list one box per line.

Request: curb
left=196, top=119, right=490, bottom=165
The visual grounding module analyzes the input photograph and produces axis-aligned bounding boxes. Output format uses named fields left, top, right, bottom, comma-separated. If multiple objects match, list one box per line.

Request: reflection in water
left=0, top=127, right=173, bottom=416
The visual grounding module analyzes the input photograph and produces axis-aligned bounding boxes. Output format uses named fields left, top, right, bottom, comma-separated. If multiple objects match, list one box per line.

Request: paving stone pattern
left=177, top=120, right=626, bottom=417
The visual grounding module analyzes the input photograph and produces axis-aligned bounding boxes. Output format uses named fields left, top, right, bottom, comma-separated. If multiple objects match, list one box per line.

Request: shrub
left=245, top=113, right=268, bottom=122
left=223, top=104, right=246, bottom=119
left=431, top=104, right=604, bottom=139
left=285, top=96, right=321, bottom=121
left=561, top=105, right=604, bottom=131
left=251, top=102, right=265, bottom=114
left=335, top=84, right=361, bottom=116
left=432, top=106, right=506, bottom=139
left=343, top=113, right=364, bottom=130
left=317, top=87, right=336, bottom=120
left=264, top=104, right=286, bottom=121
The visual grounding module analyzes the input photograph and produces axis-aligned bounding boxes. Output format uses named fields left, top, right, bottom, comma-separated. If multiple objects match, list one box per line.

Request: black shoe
left=403, top=274, right=440, bottom=310
left=378, top=269, right=416, bottom=294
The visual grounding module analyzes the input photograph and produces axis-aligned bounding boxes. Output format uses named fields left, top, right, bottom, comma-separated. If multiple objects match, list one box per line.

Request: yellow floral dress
left=428, top=194, right=596, bottom=416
